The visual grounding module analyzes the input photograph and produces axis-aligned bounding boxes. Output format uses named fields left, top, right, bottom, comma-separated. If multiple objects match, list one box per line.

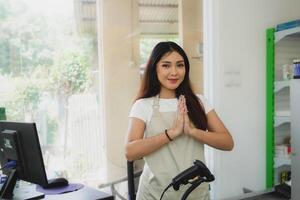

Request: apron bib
left=136, top=96, right=209, bottom=200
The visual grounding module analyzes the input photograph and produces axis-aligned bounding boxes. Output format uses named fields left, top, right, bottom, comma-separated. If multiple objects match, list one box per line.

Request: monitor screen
left=0, top=121, right=48, bottom=198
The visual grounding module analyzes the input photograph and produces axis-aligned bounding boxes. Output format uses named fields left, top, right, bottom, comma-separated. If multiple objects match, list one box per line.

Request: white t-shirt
left=129, top=94, right=213, bottom=125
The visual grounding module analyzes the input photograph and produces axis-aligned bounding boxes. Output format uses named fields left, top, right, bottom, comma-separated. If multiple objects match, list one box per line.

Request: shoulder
left=132, top=97, right=153, bottom=109
left=196, top=94, right=206, bottom=103
left=196, top=94, right=213, bottom=114
left=129, top=97, right=154, bottom=123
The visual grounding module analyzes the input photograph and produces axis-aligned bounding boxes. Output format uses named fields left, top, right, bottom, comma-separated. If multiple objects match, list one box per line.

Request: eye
left=177, top=63, right=185, bottom=68
left=162, top=64, right=170, bottom=68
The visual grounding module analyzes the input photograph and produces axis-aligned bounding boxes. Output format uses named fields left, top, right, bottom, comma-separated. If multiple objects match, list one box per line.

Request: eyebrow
left=160, top=60, right=184, bottom=63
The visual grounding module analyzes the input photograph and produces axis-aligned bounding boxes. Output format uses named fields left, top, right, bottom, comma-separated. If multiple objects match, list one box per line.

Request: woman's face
left=156, top=51, right=186, bottom=95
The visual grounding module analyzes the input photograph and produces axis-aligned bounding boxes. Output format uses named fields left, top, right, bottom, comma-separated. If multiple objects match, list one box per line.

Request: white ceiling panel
left=139, top=0, right=178, bottom=35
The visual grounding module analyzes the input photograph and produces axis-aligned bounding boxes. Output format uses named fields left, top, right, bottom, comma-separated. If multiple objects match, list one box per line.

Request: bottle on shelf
left=282, top=64, right=293, bottom=80
left=293, top=59, right=300, bottom=79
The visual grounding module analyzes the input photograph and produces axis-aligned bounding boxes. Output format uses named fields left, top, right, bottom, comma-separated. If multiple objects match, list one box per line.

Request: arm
left=182, top=96, right=234, bottom=151
left=125, top=117, right=171, bottom=161
left=125, top=96, right=186, bottom=161
left=187, top=110, right=234, bottom=151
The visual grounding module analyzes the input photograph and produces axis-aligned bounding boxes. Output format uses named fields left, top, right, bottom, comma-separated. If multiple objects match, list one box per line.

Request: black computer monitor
left=0, top=121, right=48, bottom=199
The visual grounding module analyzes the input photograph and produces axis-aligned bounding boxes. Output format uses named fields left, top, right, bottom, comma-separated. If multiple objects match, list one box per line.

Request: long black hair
left=136, top=41, right=207, bottom=130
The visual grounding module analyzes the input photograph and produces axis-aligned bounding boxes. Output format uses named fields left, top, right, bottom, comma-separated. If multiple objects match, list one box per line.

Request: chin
left=166, top=85, right=179, bottom=90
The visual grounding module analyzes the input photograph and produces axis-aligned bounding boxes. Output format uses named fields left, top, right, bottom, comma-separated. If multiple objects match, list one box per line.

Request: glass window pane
left=0, top=0, right=104, bottom=186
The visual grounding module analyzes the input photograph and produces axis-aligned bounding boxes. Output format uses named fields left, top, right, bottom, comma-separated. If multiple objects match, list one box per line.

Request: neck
left=159, top=88, right=176, bottom=99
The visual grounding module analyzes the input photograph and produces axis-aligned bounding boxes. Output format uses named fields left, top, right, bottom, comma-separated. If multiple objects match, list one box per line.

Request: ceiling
left=139, top=0, right=178, bottom=35
left=74, top=0, right=179, bottom=36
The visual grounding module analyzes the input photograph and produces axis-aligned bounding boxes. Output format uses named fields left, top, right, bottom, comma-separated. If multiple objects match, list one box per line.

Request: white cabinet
left=290, top=79, right=300, bottom=199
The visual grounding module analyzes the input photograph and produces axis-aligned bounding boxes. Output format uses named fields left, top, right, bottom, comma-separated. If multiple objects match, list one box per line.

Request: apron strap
left=152, top=95, right=160, bottom=114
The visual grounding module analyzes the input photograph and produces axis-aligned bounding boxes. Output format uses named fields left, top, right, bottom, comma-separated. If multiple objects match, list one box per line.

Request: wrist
left=167, top=128, right=177, bottom=139
left=164, top=129, right=173, bottom=141
left=190, top=128, right=203, bottom=139
left=187, top=127, right=196, bottom=136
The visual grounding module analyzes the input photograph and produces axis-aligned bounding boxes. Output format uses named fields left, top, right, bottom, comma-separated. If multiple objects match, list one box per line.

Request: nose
left=170, top=65, right=178, bottom=75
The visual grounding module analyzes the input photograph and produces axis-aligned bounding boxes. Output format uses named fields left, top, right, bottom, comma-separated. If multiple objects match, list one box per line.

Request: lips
left=168, top=79, right=178, bottom=84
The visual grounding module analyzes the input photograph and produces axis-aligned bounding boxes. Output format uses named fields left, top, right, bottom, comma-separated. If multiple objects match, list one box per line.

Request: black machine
left=160, top=160, right=215, bottom=200
left=0, top=121, right=69, bottom=199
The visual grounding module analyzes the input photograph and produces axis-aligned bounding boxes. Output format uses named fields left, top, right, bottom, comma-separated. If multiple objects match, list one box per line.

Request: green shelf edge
left=266, top=28, right=275, bottom=188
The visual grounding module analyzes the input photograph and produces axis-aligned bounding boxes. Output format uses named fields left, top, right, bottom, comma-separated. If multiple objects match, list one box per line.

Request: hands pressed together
left=168, top=95, right=196, bottom=140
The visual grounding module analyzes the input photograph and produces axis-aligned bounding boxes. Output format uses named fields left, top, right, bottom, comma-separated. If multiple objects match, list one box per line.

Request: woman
left=125, top=41, right=234, bottom=200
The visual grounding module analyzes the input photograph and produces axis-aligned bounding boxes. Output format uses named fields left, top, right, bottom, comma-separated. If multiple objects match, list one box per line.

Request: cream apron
left=136, top=96, right=209, bottom=200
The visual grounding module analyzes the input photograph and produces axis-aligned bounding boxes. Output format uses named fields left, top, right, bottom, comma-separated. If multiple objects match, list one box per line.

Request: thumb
left=184, top=112, right=189, bottom=122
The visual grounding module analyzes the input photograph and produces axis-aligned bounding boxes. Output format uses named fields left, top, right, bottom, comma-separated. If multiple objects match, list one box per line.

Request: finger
left=178, top=96, right=181, bottom=108
left=181, top=107, right=185, bottom=115
left=185, top=113, right=189, bottom=122
left=180, top=107, right=185, bottom=116
left=184, top=99, right=188, bottom=113
left=184, top=113, right=189, bottom=128
left=181, top=96, right=187, bottom=113
left=177, top=96, right=181, bottom=114
left=184, top=115, right=190, bottom=129
left=178, top=96, right=184, bottom=111
left=177, top=103, right=183, bottom=120
left=180, top=99, right=185, bottom=114
left=182, top=96, right=185, bottom=109
left=181, top=96, right=185, bottom=110
left=184, top=113, right=190, bottom=125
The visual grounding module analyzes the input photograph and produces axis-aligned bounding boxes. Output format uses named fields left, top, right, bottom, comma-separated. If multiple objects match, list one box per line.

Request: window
left=0, top=0, right=104, bottom=186
left=139, top=37, right=179, bottom=75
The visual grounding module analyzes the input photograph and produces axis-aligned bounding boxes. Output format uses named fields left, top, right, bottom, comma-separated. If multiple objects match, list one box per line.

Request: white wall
left=204, top=0, right=300, bottom=199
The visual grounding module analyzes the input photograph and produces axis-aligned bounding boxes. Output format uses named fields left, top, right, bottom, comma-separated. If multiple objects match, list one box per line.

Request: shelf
left=275, top=26, right=300, bottom=43
left=266, top=25, right=300, bottom=187
left=274, top=81, right=290, bottom=93
left=275, top=110, right=291, bottom=117
left=274, top=157, right=291, bottom=168
left=274, top=116, right=291, bottom=127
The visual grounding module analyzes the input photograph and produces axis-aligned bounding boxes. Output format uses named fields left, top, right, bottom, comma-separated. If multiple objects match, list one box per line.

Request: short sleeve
left=128, top=99, right=148, bottom=123
left=197, top=94, right=213, bottom=114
